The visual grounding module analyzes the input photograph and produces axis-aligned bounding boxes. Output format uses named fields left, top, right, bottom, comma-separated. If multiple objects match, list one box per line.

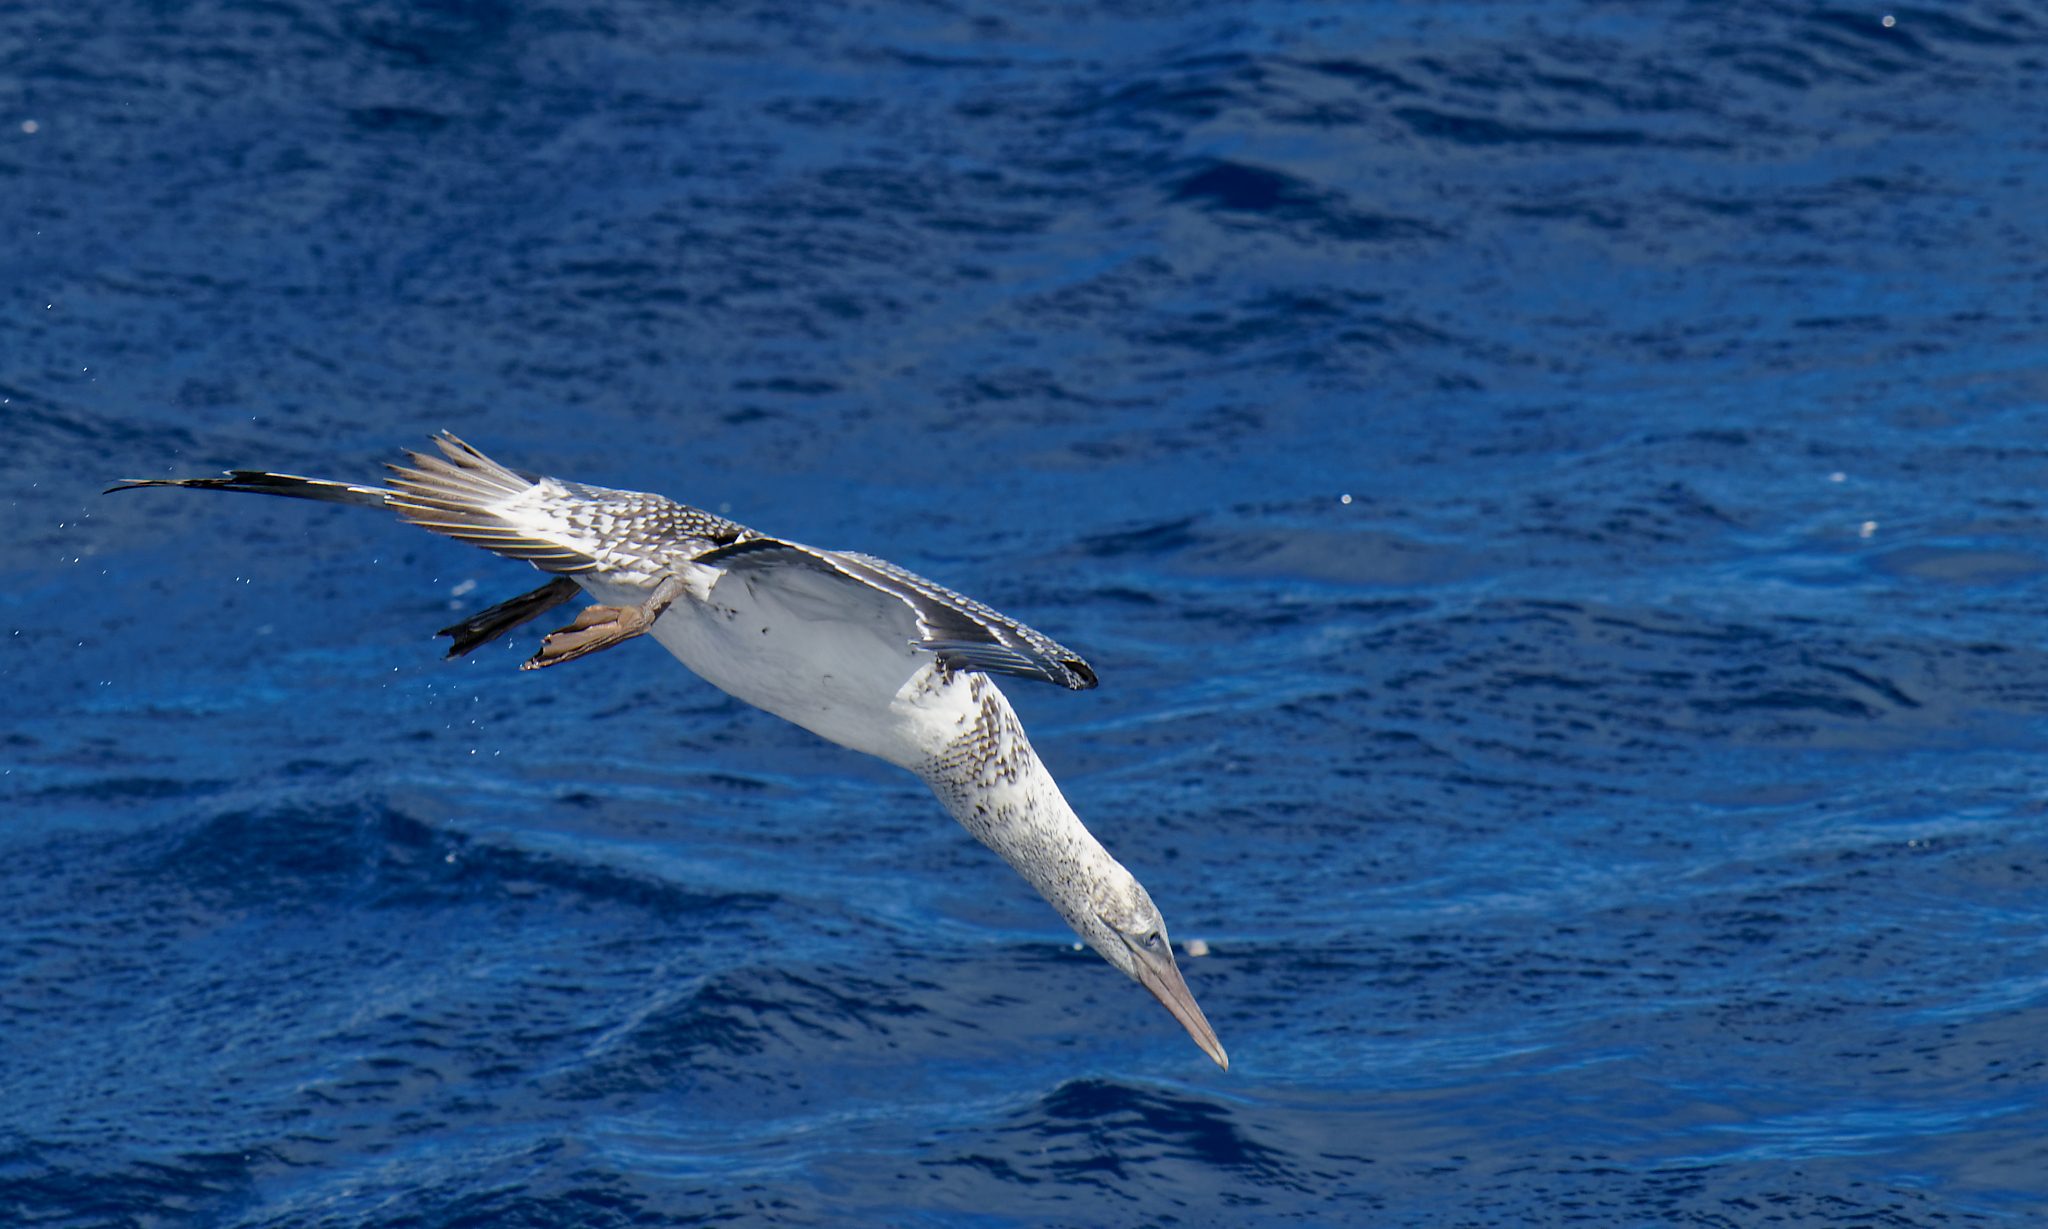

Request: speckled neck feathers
left=918, top=674, right=1125, bottom=940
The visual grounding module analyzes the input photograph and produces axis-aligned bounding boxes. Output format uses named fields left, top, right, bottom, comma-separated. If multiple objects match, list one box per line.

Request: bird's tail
left=104, top=433, right=532, bottom=512
left=107, top=434, right=611, bottom=577
left=105, top=470, right=390, bottom=507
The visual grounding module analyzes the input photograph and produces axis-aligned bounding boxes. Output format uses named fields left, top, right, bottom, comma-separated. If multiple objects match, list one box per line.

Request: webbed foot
left=521, top=575, right=685, bottom=670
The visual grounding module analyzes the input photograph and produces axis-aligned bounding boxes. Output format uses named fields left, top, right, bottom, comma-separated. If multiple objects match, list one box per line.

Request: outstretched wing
left=698, top=538, right=1099, bottom=691
left=384, top=432, right=751, bottom=578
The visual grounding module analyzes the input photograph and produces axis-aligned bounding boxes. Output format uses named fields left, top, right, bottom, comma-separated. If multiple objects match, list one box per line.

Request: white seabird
left=111, top=432, right=1227, bottom=1069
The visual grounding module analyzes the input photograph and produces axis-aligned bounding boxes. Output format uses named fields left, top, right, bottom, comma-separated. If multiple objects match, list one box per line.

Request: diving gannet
left=110, top=433, right=1226, bottom=1069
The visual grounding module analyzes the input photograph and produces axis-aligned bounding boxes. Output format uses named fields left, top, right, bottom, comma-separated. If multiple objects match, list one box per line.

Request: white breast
left=575, top=565, right=963, bottom=768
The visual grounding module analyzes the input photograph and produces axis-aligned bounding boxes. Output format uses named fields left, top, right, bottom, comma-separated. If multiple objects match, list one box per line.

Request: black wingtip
left=104, top=477, right=207, bottom=495
left=1065, top=658, right=1100, bottom=690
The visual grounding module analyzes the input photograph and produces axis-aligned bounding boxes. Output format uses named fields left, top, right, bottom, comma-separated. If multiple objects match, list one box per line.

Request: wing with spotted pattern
left=384, top=433, right=750, bottom=576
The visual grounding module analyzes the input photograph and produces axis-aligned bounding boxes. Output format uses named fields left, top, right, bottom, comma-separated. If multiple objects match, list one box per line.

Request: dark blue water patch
left=1078, top=516, right=1201, bottom=560
left=922, top=1076, right=1307, bottom=1199
left=0, top=1143, right=278, bottom=1229
left=112, top=803, right=772, bottom=919
left=546, top=964, right=962, bottom=1102
left=1392, top=105, right=1733, bottom=151
left=345, top=106, right=456, bottom=136
left=28, top=773, right=234, bottom=803
left=342, top=0, right=517, bottom=69
left=1168, top=158, right=1446, bottom=243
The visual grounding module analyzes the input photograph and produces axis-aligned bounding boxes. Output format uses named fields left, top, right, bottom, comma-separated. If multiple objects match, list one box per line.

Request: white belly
left=575, top=565, right=960, bottom=768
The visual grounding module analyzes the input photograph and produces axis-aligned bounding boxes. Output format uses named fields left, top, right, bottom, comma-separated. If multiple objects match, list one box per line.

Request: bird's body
left=111, top=434, right=1226, bottom=1069
left=578, top=557, right=931, bottom=765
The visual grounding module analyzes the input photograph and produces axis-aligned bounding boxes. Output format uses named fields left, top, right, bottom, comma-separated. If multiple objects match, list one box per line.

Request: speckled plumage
left=109, top=432, right=1226, bottom=1068
left=385, top=436, right=752, bottom=578
left=919, top=674, right=1177, bottom=990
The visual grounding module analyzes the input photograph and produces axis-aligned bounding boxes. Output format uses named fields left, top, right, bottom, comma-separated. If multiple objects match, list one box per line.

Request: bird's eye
left=1141, top=930, right=1164, bottom=952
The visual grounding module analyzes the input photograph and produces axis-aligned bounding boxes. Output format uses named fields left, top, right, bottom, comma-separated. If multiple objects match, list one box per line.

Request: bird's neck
left=915, top=673, right=1119, bottom=925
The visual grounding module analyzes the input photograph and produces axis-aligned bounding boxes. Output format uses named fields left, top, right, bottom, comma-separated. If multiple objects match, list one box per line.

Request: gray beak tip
left=1129, top=942, right=1229, bottom=1071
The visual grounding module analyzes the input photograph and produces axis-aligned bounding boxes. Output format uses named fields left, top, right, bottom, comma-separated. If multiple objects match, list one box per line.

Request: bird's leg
left=437, top=577, right=582, bottom=659
left=522, top=574, right=687, bottom=671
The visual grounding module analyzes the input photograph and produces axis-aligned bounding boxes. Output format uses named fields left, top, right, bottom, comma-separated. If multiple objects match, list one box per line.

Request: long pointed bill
left=1129, top=943, right=1229, bottom=1070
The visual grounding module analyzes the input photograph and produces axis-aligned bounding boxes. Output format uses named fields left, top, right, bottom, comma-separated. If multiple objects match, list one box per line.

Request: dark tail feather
left=104, top=471, right=390, bottom=508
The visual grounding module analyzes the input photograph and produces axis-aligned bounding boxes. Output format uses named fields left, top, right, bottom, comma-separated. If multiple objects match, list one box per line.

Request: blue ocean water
left=5, top=0, right=2047, bottom=1224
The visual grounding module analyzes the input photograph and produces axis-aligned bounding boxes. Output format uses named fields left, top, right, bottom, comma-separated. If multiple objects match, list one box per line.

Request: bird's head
left=1068, top=867, right=1229, bottom=1070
